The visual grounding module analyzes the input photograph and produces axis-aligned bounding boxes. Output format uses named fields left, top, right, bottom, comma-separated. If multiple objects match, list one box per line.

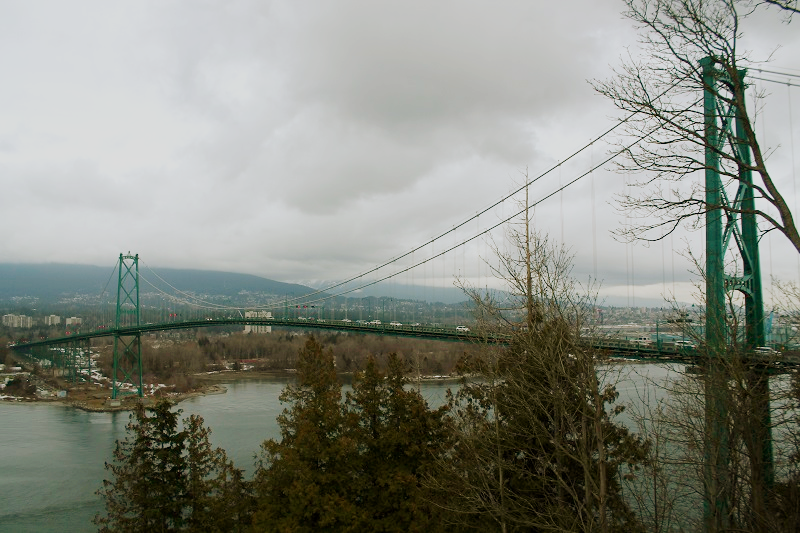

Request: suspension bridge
left=7, top=62, right=797, bottom=374
left=7, top=60, right=799, bottom=379
left=5, top=59, right=800, bottom=529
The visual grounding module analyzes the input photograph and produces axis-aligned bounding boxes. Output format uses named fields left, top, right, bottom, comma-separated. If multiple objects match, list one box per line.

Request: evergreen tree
left=346, top=353, right=447, bottom=532
left=204, top=453, right=255, bottom=533
left=95, top=400, right=251, bottom=533
left=184, top=414, right=216, bottom=531
left=772, top=372, right=800, bottom=530
left=252, top=336, right=359, bottom=531
left=253, top=338, right=448, bottom=531
left=183, top=415, right=253, bottom=532
left=95, top=400, right=188, bottom=533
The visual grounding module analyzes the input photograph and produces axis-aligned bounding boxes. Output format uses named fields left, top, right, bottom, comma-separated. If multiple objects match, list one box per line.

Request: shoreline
left=194, top=369, right=462, bottom=383
left=1, top=369, right=464, bottom=411
left=0, top=384, right=229, bottom=412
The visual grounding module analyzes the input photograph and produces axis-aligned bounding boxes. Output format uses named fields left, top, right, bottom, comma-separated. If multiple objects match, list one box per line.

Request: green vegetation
left=252, top=339, right=447, bottom=531
left=87, top=332, right=469, bottom=392
left=94, top=400, right=252, bottom=533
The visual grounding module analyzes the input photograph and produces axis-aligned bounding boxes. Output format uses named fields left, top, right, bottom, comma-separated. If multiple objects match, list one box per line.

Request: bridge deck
left=9, top=318, right=797, bottom=367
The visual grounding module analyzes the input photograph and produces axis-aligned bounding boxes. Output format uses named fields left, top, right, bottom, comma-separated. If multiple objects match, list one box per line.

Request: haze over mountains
left=0, top=263, right=672, bottom=308
left=0, top=263, right=469, bottom=305
left=0, top=263, right=316, bottom=303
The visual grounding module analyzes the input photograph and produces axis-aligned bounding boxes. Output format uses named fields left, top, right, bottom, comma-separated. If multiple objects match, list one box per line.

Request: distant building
left=44, top=315, right=61, bottom=326
left=65, top=317, right=82, bottom=327
left=2, top=314, right=33, bottom=328
left=244, top=311, right=272, bottom=334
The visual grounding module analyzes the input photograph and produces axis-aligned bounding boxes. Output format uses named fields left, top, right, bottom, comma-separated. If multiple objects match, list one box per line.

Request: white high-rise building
left=2, top=314, right=33, bottom=328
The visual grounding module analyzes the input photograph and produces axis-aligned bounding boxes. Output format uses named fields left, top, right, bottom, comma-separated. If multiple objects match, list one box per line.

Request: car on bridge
left=755, top=346, right=779, bottom=356
left=456, top=325, right=470, bottom=333
left=389, top=321, right=402, bottom=327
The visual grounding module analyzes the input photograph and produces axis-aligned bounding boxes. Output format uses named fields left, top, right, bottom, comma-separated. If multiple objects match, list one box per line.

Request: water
left=0, top=378, right=454, bottom=533
left=0, top=404, right=128, bottom=533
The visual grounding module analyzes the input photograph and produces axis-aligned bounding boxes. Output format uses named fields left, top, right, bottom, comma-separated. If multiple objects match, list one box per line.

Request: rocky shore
left=1, top=373, right=228, bottom=412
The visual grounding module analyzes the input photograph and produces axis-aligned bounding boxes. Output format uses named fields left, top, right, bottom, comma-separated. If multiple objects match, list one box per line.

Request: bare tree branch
left=594, top=0, right=800, bottom=253
left=756, top=0, right=799, bottom=16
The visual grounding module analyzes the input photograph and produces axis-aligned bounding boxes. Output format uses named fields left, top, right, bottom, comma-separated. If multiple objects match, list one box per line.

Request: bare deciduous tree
left=594, top=0, right=800, bottom=252
left=619, top=253, right=800, bottom=532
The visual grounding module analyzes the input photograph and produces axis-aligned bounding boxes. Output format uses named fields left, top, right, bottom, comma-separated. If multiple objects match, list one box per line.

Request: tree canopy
left=95, top=400, right=251, bottom=533
left=252, top=336, right=446, bottom=532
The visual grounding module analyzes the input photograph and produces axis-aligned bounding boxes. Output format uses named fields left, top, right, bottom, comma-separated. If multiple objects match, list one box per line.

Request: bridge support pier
left=66, top=339, right=91, bottom=384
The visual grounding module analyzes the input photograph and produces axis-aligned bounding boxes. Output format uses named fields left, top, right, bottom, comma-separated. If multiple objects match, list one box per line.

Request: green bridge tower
left=701, top=57, right=771, bottom=531
left=112, top=252, right=143, bottom=399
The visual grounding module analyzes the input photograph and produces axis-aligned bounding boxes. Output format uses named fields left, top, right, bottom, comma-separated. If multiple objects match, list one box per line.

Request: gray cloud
left=0, top=0, right=796, bottom=306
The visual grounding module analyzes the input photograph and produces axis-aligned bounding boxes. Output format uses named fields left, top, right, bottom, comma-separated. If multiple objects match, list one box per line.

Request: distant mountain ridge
left=0, top=263, right=317, bottom=302
left=0, top=263, right=675, bottom=309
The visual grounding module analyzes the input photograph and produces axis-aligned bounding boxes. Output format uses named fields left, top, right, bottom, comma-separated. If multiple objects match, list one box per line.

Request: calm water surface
left=0, top=378, right=454, bottom=533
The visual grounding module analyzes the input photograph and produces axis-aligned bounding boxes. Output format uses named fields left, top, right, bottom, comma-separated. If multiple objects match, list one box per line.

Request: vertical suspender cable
left=631, top=242, right=636, bottom=308
left=625, top=178, right=631, bottom=307
left=662, top=237, right=667, bottom=297
left=756, top=80, right=774, bottom=304
left=591, top=142, right=598, bottom=280
left=670, top=188, right=676, bottom=297
left=560, top=161, right=565, bottom=245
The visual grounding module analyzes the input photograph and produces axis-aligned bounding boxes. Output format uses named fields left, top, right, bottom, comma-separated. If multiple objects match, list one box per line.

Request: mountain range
left=0, top=263, right=316, bottom=302
left=0, top=263, right=468, bottom=305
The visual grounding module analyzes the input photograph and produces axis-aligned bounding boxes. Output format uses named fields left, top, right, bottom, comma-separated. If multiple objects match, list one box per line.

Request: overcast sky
left=1, top=1, right=798, bottom=307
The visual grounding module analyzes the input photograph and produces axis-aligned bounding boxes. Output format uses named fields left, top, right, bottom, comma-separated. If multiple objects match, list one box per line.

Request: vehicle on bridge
left=755, top=346, right=779, bottom=356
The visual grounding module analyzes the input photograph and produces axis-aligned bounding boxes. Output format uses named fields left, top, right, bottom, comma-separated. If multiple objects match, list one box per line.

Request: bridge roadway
left=9, top=318, right=795, bottom=367
left=10, top=318, right=484, bottom=347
